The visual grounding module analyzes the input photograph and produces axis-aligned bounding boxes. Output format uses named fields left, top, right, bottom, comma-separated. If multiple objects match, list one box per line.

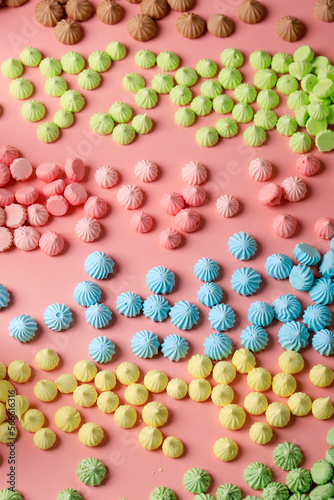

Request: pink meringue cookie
left=46, top=195, right=69, bottom=216
left=39, top=231, right=64, bottom=256
left=14, top=226, right=40, bottom=251
left=181, top=161, right=207, bottom=185
left=75, top=217, right=101, bottom=242
left=4, top=204, right=26, bottom=229
left=0, top=145, right=19, bottom=167
left=273, top=213, right=297, bottom=238
left=182, top=185, right=206, bottom=207
left=43, top=179, right=65, bottom=197
left=281, top=176, right=307, bottom=202
left=175, top=208, right=200, bottom=233
left=15, top=186, right=39, bottom=206
left=130, top=211, right=153, bottom=233
left=216, top=194, right=239, bottom=217
left=134, top=160, right=158, bottom=182
left=27, top=204, right=49, bottom=226
left=0, top=163, right=11, bottom=187
left=258, top=183, right=282, bottom=206
left=65, top=156, right=85, bottom=182
left=249, top=158, right=272, bottom=182
left=117, top=185, right=144, bottom=210
left=314, top=217, right=334, bottom=239
left=84, top=196, right=108, bottom=219
left=0, top=189, right=15, bottom=207
left=9, top=158, right=33, bottom=181
left=0, top=207, right=5, bottom=226
left=296, top=154, right=320, bottom=177
left=159, top=228, right=182, bottom=249
left=0, top=227, right=13, bottom=252
left=64, top=183, right=88, bottom=206
left=95, top=165, right=118, bottom=188
left=36, top=162, right=60, bottom=182
left=160, top=192, right=184, bottom=215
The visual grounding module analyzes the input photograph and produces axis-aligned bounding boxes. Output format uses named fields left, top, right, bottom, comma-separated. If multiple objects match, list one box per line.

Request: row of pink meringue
left=0, top=225, right=65, bottom=255
left=248, top=155, right=321, bottom=183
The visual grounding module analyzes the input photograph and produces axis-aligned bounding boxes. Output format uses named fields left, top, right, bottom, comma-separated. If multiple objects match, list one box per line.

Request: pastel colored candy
left=0, top=145, right=19, bottom=167
left=273, top=213, right=297, bottom=238
left=95, top=165, right=118, bottom=188
left=84, top=196, right=108, bottom=218
left=27, top=204, right=49, bottom=227
left=15, top=186, right=39, bottom=206
left=4, top=204, right=26, bottom=228
left=0, top=189, right=14, bottom=207
left=75, top=217, right=101, bottom=242
left=14, top=226, right=40, bottom=251
left=258, top=183, right=282, bottom=206
left=43, top=179, right=65, bottom=197
left=46, top=195, right=69, bottom=216
left=36, top=162, right=59, bottom=182
left=65, top=157, right=85, bottom=182
left=0, top=163, right=11, bottom=187
left=9, top=158, right=33, bottom=181
left=64, top=183, right=88, bottom=206
left=0, top=227, right=13, bottom=252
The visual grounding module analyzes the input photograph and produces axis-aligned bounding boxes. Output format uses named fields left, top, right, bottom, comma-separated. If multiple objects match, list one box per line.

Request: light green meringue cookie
left=232, top=103, right=253, bottom=123
left=60, top=90, right=85, bottom=112
left=234, top=83, right=257, bottom=103
left=315, top=129, right=334, bottom=152
left=271, top=52, right=293, bottom=74
left=0, top=489, right=23, bottom=500
left=112, top=123, right=135, bottom=145
left=21, top=100, right=45, bottom=122
left=196, top=127, right=219, bottom=147
left=306, top=117, right=327, bottom=136
left=39, top=57, right=62, bottom=77
left=327, top=104, right=334, bottom=124
left=250, top=50, right=272, bottom=70
left=109, top=102, right=132, bottom=122
left=317, top=65, right=334, bottom=82
left=156, top=51, right=179, bottom=71
left=301, top=74, right=318, bottom=94
left=106, top=41, right=126, bottom=61
left=151, top=73, right=174, bottom=94
left=191, top=95, right=212, bottom=116
left=201, top=80, right=222, bottom=99
left=287, top=90, right=310, bottom=110
left=308, top=93, right=331, bottom=105
left=20, top=47, right=42, bottom=67
left=10, top=78, right=33, bottom=99
left=132, top=113, right=153, bottom=134
left=295, top=105, right=309, bottom=127
left=311, top=56, right=330, bottom=75
left=123, top=73, right=145, bottom=93
left=45, top=76, right=67, bottom=97
left=37, top=122, right=60, bottom=143
left=257, top=89, right=279, bottom=109
left=175, top=107, right=195, bottom=126
left=1, top=58, right=23, bottom=79
left=216, top=118, right=238, bottom=138
left=175, top=67, right=197, bottom=87
left=254, top=69, right=277, bottom=90
left=293, top=45, right=314, bottom=62
left=88, top=51, right=111, bottom=72
left=170, top=85, right=192, bottom=105
left=61, top=52, right=85, bottom=75
left=276, top=115, right=298, bottom=136
left=289, top=132, right=312, bottom=153
left=276, top=75, right=299, bottom=95
left=54, top=109, right=74, bottom=129
left=218, top=67, right=242, bottom=89
left=90, top=112, right=114, bottom=135
left=135, top=88, right=158, bottom=109
left=312, top=78, right=334, bottom=98
left=135, top=49, right=156, bottom=69
left=57, top=488, right=83, bottom=500
left=244, top=125, right=266, bottom=147
left=308, top=102, right=329, bottom=120
left=289, top=61, right=312, bottom=80
left=78, top=69, right=101, bottom=90
left=196, top=58, right=217, bottom=78
left=77, top=457, right=106, bottom=486
left=254, top=109, right=278, bottom=130
left=221, top=48, right=243, bottom=68
left=212, top=94, right=234, bottom=114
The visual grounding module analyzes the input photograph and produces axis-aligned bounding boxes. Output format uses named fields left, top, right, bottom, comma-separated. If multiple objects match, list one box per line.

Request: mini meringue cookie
left=134, top=160, right=158, bottom=182
left=249, top=158, right=272, bottom=181
left=46, top=195, right=69, bottom=216
left=96, top=0, right=123, bottom=24
left=14, top=226, right=40, bottom=251
left=238, top=0, right=264, bottom=23
left=95, top=165, right=118, bottom=188
left=0, top=208, right=5, bottom=226
left=159, top=228, right=182, bottom=249
left=0, top=189, right=14, bottom=207
left=314, top=217, right=334, bottom=239
left=39, top=231, right=64, bottom=256
left=10, top=158, right=33, bottom=181
left=15, top=187, right=39, bottom=206
left=65, top=156, right=85, bottom=182
left=20, top=47, right=41, bottom=68
left=127, top=14, right=156, bottom=42
left=258, top=183, right=282, bottom=206
left=0, top=163, right=11, bottom=188
left=276, top=15, right=304, bottom=42
left=4, top=204, right=26, bottom=228
left=176, top=12, right=206, bottom=39
left=75, top=217, right=101, bottom=242
left=0, top=227, right=13, bottom=252
left=296, top=154, right=320, bottom=176
left=64, top=183, right=87, bottom=206
left=273, top=213, right=297, bottom=238
left=167, top=0, right=194, bottom=10
left=117, top=185, right=144, bottom=209
left=207, top=14, right=234, bottom=37
left=65, top=0, right=94, bottom=21
left=160, top=192, right=184, bottom=215
left=314, top=0, right=334, bottom=22
left=0, top=145, right=19, bottom=167
left=281, top=176, right=307, bottom=201
left=175, top=208, right=200, bottom=232
left=106, top=41, right=126, bottom=61
left=140, top=0, right=168, bottom=19
left=36, top=162, right=59, bottom=182
left=130, top=211, right=153, bottom=233
left=216, top=194, right=239, bottom=217
left=84, top=196, right=108, bottom=218
left=181, top=161, right=207, bottom=185
left=43, top=180, right=65, bottom=197
left=182, top=185, right=206, bottom=206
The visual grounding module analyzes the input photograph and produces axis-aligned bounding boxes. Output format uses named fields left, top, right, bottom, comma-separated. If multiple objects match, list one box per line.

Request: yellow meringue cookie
left=21, top=408, right=45, bottom=432
left=125, top=383, right=149, bottom=406
left=97, top=391, right=119, bottom=413
left=162, top=436, right=184, bottom=458
left=94, top=370, right=116, bottom=391
left=35, top=348, right=60, bottom=371
left=0, top=402, right=6, bottom=424
left=249, top=422, right=273, bottom=444
left=116, top=362, right=140, bottom=385
left=188, top=378, right=211, bottom=402
left=309, top=364, right=334, bottom=388
left=265, top=402, right=291, bottom=427
left=312, top=397, right=334, bottom=420
left=166, top=378, right=188, bottom=400
left=232, top=348, right=256, bottom=373
left=33, top=427, right=56, bottom=450
left=0, top=362, right=6, bottom=380
left=219, top=404, right=246, bottom=430
left=8, top=360, right=31, bottom=383
left=187, top=354, right=213, bottom=378
left=139, top=426, right=163, bottom=450
left=34, top=379, right=58, bottom=402
left=144, top=369, right=168, bottom=393
left=272, top=372, right=297, bottom=397
left=0, top=380, right=15, bottom=403
left=212, top=361, right=236, bottom=384
left=142, top=402, right=168, bottom=427
left=55, top=373, right=78, bottom=394
left=278, top=350, right=304, bottom=374
left=6, top=394, right=29, bottom=420
left=0, top=421, right=17, bottom=443
left=73, top=360, right=97, bottom=382
left=244, top=392, right=268, bottom=415
left=78, top=422, right=104, bottom=447
left=211, top=384, right=234, bottom=407
left=288, top=392, right=312, bottom=416
left=73, top=384, right=97, bottom=407
left=247, top=367, right=272, bottom=392
left=114, top=405, right=137, bottom=428
left=54, top=405, right=81, bottom=432
left=213, top=437, right=238, bottom=461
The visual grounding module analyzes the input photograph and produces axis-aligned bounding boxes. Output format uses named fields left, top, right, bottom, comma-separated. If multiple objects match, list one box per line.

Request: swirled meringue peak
left=84, top=251, right=114, bottom=280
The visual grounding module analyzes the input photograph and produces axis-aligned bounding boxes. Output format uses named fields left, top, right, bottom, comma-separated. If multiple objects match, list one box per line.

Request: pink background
left=0, top=0, right=334, bottom=498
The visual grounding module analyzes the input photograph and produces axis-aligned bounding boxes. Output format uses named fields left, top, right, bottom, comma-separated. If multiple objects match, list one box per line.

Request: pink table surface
left=0, top=1, right=334, bottom=499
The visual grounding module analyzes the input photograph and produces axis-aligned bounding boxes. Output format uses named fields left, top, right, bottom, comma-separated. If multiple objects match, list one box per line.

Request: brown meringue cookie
left=97, top=0, right=123, bottom=24
left=140, top=0, right=168, bottom=19
left=238, top=0, right=264, bottom=23
left=314, top=0, right=334, bottom=21
left=127, top=14, right=156, bottom=41
left=65, top=0, right=93, bottom=21
left=207, top=13, right=234, bottom=37
left=276, top=15, right=304, bottom=41
left=54, top=18, right=83, bottom=44
left=35, top=0, right=63, bottom=26
left=176, top=12, right=205, bottom=38
left=5, top=0, right=29, bottom=6
left=167, top=0, right=194, bottom=11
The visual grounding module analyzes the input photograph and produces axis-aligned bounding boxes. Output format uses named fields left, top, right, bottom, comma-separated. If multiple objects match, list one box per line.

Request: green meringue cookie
left=257, top=89, right=279, bottom=109
left=312, top=78, right=334, bottom=98
left=123, top=72, right=145, bottom=93
left=327, top=104, right=334, bottom=124
left=271, top=52, right=293, bottom=74
left=54, top=109, right=74, bottom=128
left=286, top=468, right=312, bottom=494
left=276, top=75, right=299, bottom=95
left=175, top=107, right=195, bottom=126
left=289, top=61, right=312, bottom=80
left=196, top=58, right=217, bottom=78
left=135, top=49, right=156, bottom=69
left=311, top=56, right=330, bottom=75
left=250, top=50, right=272, bottom=70
left=88, top=51, right=111, bottom=72
left=216, top=483, right=242, bottom=500
left=293, top=45, right=314, bottom=62
left=78, top=69, right=101, bottom=90
left=308, top=102, right=329, bottom=120
left=10, top=78, right=33, bottom=99
left=196, top=127, right=219, bottom=147
left=150, top=486, right=176, bottom=500
left=135, top=87, right=158, bottom=109
left=301, top=74, right=318, bottom=94
left=39, top=57, right=62, bottom=77
left=325, top=448, right=334, bottom=466
left=112, top=123, right=135, bottom=145
left=183, top=468, right=211, bottom=494
left=218, top=67, right=242, bottom=89
left=254, top=69, right=277, bottom=90
left=60, top=90, right=85, bottom=112
left=37, top=122, right=60, bottom=143
left=213, top=94, right=234, bottom=114
left=156, top=51, right=179, bottom=71
left=221, top=48, right=243, bottom=68
left=277, top=115, right=298, bottom=135
left=315, top=129, right=334, bottom=151
left=20, top=47, right=42, bottom=67
left=61, top=51, right=85, bottom=75
left=289, top=132, right=312, bottom=153
left=295, top=105, right=309, bottom=127
left=309, top=483, right=334, bottom=500
left=309, top=93, right=331, bottom=105
left=234, top=83, right=257, bottom=103
left=0, top=489, right=23, bottom=500
left=232, top=103, right=253, bottom=123
left=106, top=41, right=126, bottom=61
left=311, top=459, right=333, bottom=485
left=287, top=90, right=310, bottom=110
left=175, top=67, right=197, bottom=87
left=21, top=100, right=45, bottom=122
left=191, top=95, right=212, bottom=116
left=317, top=65, right=334, bottom=81
left=216, top=117, right=238, bottom=138
left=109, top=101, right=132, bottom=122
left=170, top=85, right=192, bottom=105
left=243, top=462, right=272, bottom=489
left=254, top=109, right=277, bottom=130
left=90, top=112, right=114, bottom=135
left=45, top=76, right=67, bottom=97
left=201, top=80, right=222, bottom=99
left=77, top=457, right=106, bottom=486
left=306, top=117, right=327, bottom=136
left=1, top=58, right=23, bottom=79
left=327, top=428, right=334, bottom=446
left=57, top=488, right=83, bottom=500
left=132, top=113, right=153, bottom=134
left=151, top=73, right=174, bottom=94
left=262, top=482, right=290, bottom=500
left=243, top=125, right=266, bottom=147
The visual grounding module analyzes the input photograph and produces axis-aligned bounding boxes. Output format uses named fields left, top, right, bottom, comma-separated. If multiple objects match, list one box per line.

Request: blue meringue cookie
left=265, top=253, right=292, bottom=280
left=84, top=251, right=114, bottom=280
left=8, top=314, right=37, bottom=343
left=0, top=284, right=10, bottom=310
left=331, top=237, right=334, bottom=250
left=143, top=295, right=170, bottom=321
left=272, top=294, right=301, bottom=322
left=197, top=282, right=223, bottom=307
left=131, top=330, right=160, bottom=359
left=146, top=266, right=175, bottom=294
left=89, top=336, right=115, bottom=362
left=240, top=325, right=268, bottom=352
left=85, top=303, right=112, bottom=328
left=194, top=257, right=220, bottom=282
left=248, top=301, right=274, bottom=327
left=289, top=264, right=314, bottom=292
left=169, top=300, right=199, bottom=330
left=319, top=250, right=334, bottom=278
left=303, top=304, right=332, bottom=332
left=116, top=292, right=142, bottom=317
left=204, top=332, right=232, bottom=360
left=309, top=277, right=334, bottom=305
left=208, top=303, right=236, bottom=331
left=43, top=303, right=73, bottom=331
left=228, top=231, right=257, bottom=260
left=278, top=321, right=310, bottom=351
left=293, top=243, right=321, bottom=266
left=74, top=281, right=102, bottom=307
left=312, top=329, right=334, bottom=356
left=161, top=334, right=189, bottom=361
left=231, top=267, right=262, bottom=296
